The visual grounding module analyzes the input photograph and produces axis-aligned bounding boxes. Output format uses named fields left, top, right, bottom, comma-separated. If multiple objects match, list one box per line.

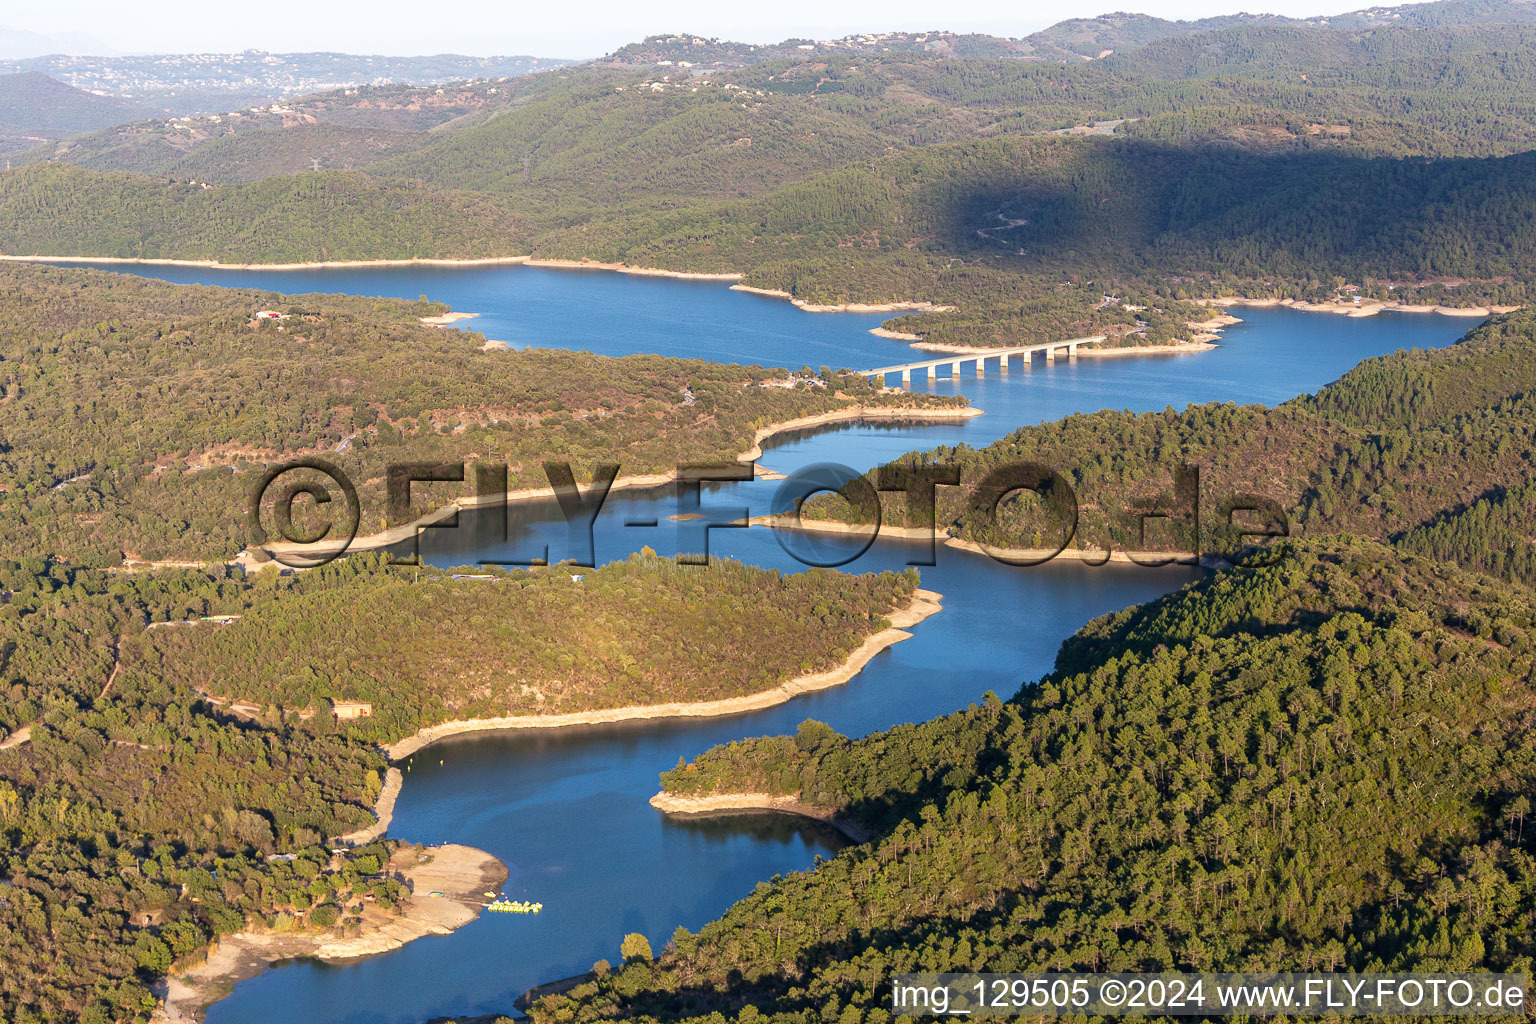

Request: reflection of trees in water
left=761, top=418, right=967, bottom=453
left=664, top=810, right=849, bottom=852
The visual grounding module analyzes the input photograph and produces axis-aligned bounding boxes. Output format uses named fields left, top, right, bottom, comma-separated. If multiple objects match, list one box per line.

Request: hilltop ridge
left=600, top=0, right=1536, bottom=68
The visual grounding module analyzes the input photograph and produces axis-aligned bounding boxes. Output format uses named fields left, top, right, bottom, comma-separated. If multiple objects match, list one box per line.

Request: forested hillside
left=0, top=72, right=149, bottom=155
left=0, top=263, right=959, bottom=563
left=0, top=557, right=396, bottom=1021
left=526, top=538, right=1536, bottom=1023
left=0, top=164, right=531, bottom=261
left=133, top=552, right=918, bottom=743
left=20, top=79, right=511, bottom=177
left=45, top=21, right=1536, bottom=187
left=602, top=0, right=1536, bottom=67
left=804, top=308, right=1536, bottom=583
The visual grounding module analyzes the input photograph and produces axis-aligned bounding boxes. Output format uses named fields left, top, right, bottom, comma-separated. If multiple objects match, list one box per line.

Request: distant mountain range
left=604, top=0, right=1536, bottom=66
left=4, top=0, right=1534, bottom=124
left=0, top=52, right=577, bottom=117
left=0, top=26, right=112, bottom=60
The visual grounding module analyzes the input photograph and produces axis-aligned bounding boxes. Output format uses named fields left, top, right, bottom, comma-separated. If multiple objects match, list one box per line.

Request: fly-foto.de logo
left=248, top=458, right=1291, bottom=569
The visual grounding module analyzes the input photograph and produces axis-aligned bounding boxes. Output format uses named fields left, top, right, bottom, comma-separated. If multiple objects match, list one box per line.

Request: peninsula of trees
left=132, top=552, right=923, bottom=745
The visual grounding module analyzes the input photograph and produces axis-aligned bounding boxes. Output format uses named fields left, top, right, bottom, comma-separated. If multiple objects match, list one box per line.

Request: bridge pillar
left=951, top=361, right=962, bottom=380
left=1020, top=351, right=1031, bottom=370
left=901, top=367, right=912, bottom=386
left=999, top=353, right=1008, bottom=374
left=1067, top=343, right=1078, bottom=361
left=976, top=356, right=985, bottom=378
left=1044, top=347, right=1055, bottom=364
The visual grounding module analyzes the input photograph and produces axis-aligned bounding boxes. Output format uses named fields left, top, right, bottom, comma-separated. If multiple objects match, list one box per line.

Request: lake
left=72, top=261, right=1474, bottom=1024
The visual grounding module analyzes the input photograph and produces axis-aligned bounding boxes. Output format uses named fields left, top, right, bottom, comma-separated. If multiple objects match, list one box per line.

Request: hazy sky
left=7, top=0, right=1374, bottom=58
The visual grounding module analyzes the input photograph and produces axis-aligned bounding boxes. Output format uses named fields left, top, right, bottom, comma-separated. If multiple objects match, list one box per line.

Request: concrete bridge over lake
left=864, top=336, right=1104, bottom=386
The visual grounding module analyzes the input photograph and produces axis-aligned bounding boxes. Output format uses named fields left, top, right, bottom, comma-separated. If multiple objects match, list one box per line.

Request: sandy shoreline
left=152, top=844, right=506, bottom=1023
left=524, top=257, right=740, bottom=281
left=907, top=333, right=1107, bottom=355
left=7, top=255, right=1515, bottom=322
left=263, top=405, right=982, bottom=560
left=905, top=333, right=1219, bottom=358
left=730, top=283, right=953, bottom=314
left=869, top=326, right=924, bottom=342
left=1076, top=340, right=1217, bottom=358
left=750, top=514, right=937, bottom=540
left=3, top=253, right=969, bottom=317
left=1, top=252, right=738, bottom=283
left=419, top=311, right=479, bottom=326
left=1212, top=296, right=1517, bottom=319
left=0, top=252, right=736, bottom=286
left=382, top=588, right=942, bottom=760
left=334, top=767, right=403, bottom=846
left=750, top=515, right=1203, bottom=565
left=648, top=791, right=873, bottom=843
left=941, top=537, right=1202, bottom=566
left=1, top=254, right=535, bottom=271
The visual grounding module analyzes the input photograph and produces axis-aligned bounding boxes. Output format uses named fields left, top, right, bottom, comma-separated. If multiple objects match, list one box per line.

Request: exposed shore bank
left=3, top=254, right=969, bottom=321
left=1076, top=340, right=1217, bottom=358
left=942, top=537, right=1203, bottom=566
left=1211, top=296, right=1518, bottom=319
left=907, top=333, right=1106, bottom=355
left=152, top=844, right=506, bottom=1023
left=5, top=255, right=1513, bottom=324
left=750, top=515, right=1205, bottom=566
left=262, top=405, right=983, bottom=560
left=523, top=257, right=739, bottom=281
left=334, top=767, right=404, bottom=846
left=0, top=253, right=738, bottom=284
left=382, top=588, right=942, bottom=760
left=420, top=311, right=479, bottom=326
left=0, top=254, right=534, bottom=271
left=906, top=329, right=1224, bottom=359
left=648, top=791, right=873, bottom=843
left=731, top=283, right=954, bottom=314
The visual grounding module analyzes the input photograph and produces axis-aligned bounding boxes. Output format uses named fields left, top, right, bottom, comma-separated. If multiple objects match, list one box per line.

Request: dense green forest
left=133, top=552, right=918, bottom=743
left=12, top=13, right=1536, bottom=345
left=0, top=262, right=958, bottom=564
left=0, top=556, right=402, bottom=1021
left=518, top=537, right=1536, bottom=1023
left=801, top=308, right=1536, bottom=586
left=0, top=165, right=531, bottom=262
left=0, top=546, right=923, bottom=1021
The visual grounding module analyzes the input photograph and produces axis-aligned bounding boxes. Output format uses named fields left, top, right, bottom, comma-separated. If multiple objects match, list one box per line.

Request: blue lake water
left=74, top=261, right=1475, bottom=1023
